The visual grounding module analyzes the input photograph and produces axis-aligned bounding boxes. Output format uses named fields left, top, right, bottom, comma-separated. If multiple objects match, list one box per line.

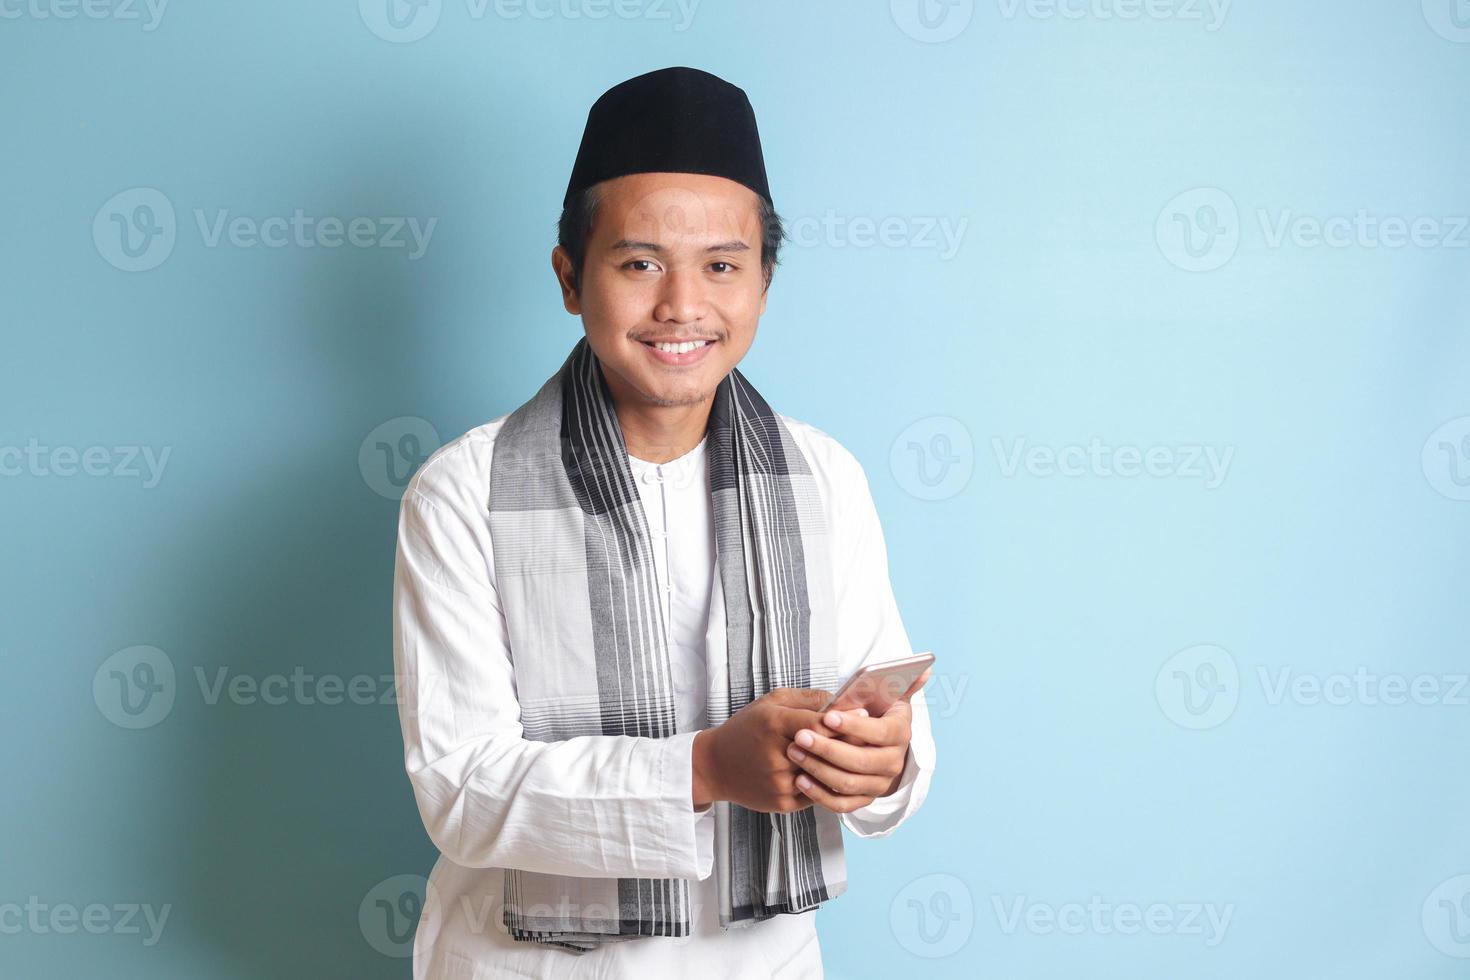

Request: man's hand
left=692, top=687, right=863, bottom=814
left=785, top=666, right=930, bottom=813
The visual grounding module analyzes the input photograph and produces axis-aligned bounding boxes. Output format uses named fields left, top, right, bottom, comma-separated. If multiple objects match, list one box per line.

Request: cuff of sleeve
left=655, top=729, right=715, bottom=880
left=693, top=801, right=715, bottom=880
left=860, top=745, right=918, bottom=816
left=840, top=735, right=932, bottom=839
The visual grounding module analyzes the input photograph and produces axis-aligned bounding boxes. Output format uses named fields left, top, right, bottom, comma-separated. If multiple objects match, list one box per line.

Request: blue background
left=4, top=1, right=1469, bottom=977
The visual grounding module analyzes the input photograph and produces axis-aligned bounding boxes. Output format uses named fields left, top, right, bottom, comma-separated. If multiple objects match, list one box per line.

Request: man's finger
left=789, top=729, right=901, bottom=778
left=788, top=745, right=895, bottom=798
left=793, top=772, right=875, bottom=814
left=817, top=698, right=910, bottom=746
left=779, top=705, right=867, bottom=741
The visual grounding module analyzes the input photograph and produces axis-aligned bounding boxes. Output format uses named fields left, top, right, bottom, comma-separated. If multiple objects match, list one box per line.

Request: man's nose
left=653, top=266, right=708, bottom=323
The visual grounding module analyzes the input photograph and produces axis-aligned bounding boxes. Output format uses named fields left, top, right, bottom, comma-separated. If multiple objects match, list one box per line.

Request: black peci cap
left=562, top=66, right=773, bottom=211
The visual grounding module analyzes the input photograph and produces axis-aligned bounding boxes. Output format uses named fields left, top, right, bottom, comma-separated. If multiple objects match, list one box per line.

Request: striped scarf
left=486, top=336, right=847, bottom=951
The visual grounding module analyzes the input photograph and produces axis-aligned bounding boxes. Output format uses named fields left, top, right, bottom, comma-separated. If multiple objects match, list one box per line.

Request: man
left=392, top=66, right=937, bottom=979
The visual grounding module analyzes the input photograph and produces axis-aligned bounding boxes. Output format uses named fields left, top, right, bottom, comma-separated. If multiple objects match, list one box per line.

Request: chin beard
left=644, top=388, right=710, bottom=408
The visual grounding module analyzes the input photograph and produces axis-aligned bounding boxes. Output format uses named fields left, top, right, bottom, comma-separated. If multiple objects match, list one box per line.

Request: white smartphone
left=819, top=651, right=935, bottom=715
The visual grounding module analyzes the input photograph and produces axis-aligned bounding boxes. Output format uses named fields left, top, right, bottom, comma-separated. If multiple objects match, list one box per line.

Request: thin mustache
left=636, top=335, right=720, bottom=343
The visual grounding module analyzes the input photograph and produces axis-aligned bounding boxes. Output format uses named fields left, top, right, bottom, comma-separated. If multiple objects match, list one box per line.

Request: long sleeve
left=393, top=467, right=712, bottom=881
left=827, top=449, right=937, bottom=840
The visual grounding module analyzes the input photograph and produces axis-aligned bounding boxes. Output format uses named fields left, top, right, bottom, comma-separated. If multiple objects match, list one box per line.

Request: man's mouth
left=639, top=338, right=717, bottom=366
left=641, top=339, right=714, bottom=354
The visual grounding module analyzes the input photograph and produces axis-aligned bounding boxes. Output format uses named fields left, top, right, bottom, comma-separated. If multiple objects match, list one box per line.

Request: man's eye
left=710, top=261, right=735, bottom=274
left=625, top=260, right=657, bottom=272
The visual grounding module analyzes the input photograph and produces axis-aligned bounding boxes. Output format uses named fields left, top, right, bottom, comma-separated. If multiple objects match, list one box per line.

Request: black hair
left=556, top=182, right=786, bottom=294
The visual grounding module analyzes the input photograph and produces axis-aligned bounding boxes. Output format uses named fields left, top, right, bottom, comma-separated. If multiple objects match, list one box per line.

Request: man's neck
left=614, top=397, right=713, bottom=464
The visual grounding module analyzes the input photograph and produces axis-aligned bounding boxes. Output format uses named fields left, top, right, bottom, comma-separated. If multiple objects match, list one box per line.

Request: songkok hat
left=563, top=66, right=773, bottom=210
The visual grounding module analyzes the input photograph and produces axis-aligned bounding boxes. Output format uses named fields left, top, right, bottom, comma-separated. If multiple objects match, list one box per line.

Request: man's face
left=554, top=171, right=769, bottom=410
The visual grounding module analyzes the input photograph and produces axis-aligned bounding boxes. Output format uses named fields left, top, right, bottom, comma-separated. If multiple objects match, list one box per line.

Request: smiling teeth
left=653, top=341, right=710, bottom=354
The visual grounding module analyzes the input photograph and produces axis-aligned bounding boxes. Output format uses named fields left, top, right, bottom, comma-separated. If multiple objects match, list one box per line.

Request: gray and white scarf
left=486, top=336, right=847, bottom=952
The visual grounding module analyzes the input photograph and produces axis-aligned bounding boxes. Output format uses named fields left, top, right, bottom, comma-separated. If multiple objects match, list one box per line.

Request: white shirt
left=393, top=410, right=937, bottom=980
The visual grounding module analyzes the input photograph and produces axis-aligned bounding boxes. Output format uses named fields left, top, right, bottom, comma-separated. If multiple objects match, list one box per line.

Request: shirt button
left=640, top=469, right=662, bottom=484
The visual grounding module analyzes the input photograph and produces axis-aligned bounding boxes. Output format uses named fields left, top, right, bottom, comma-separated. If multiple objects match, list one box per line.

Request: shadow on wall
left=172, top=143, right=460, bottom=977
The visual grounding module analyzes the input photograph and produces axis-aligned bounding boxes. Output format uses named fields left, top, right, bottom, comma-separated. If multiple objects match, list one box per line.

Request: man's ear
left=551, top=246, right=581, bottom=315
left=759, top=280, right=769, bottom=316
